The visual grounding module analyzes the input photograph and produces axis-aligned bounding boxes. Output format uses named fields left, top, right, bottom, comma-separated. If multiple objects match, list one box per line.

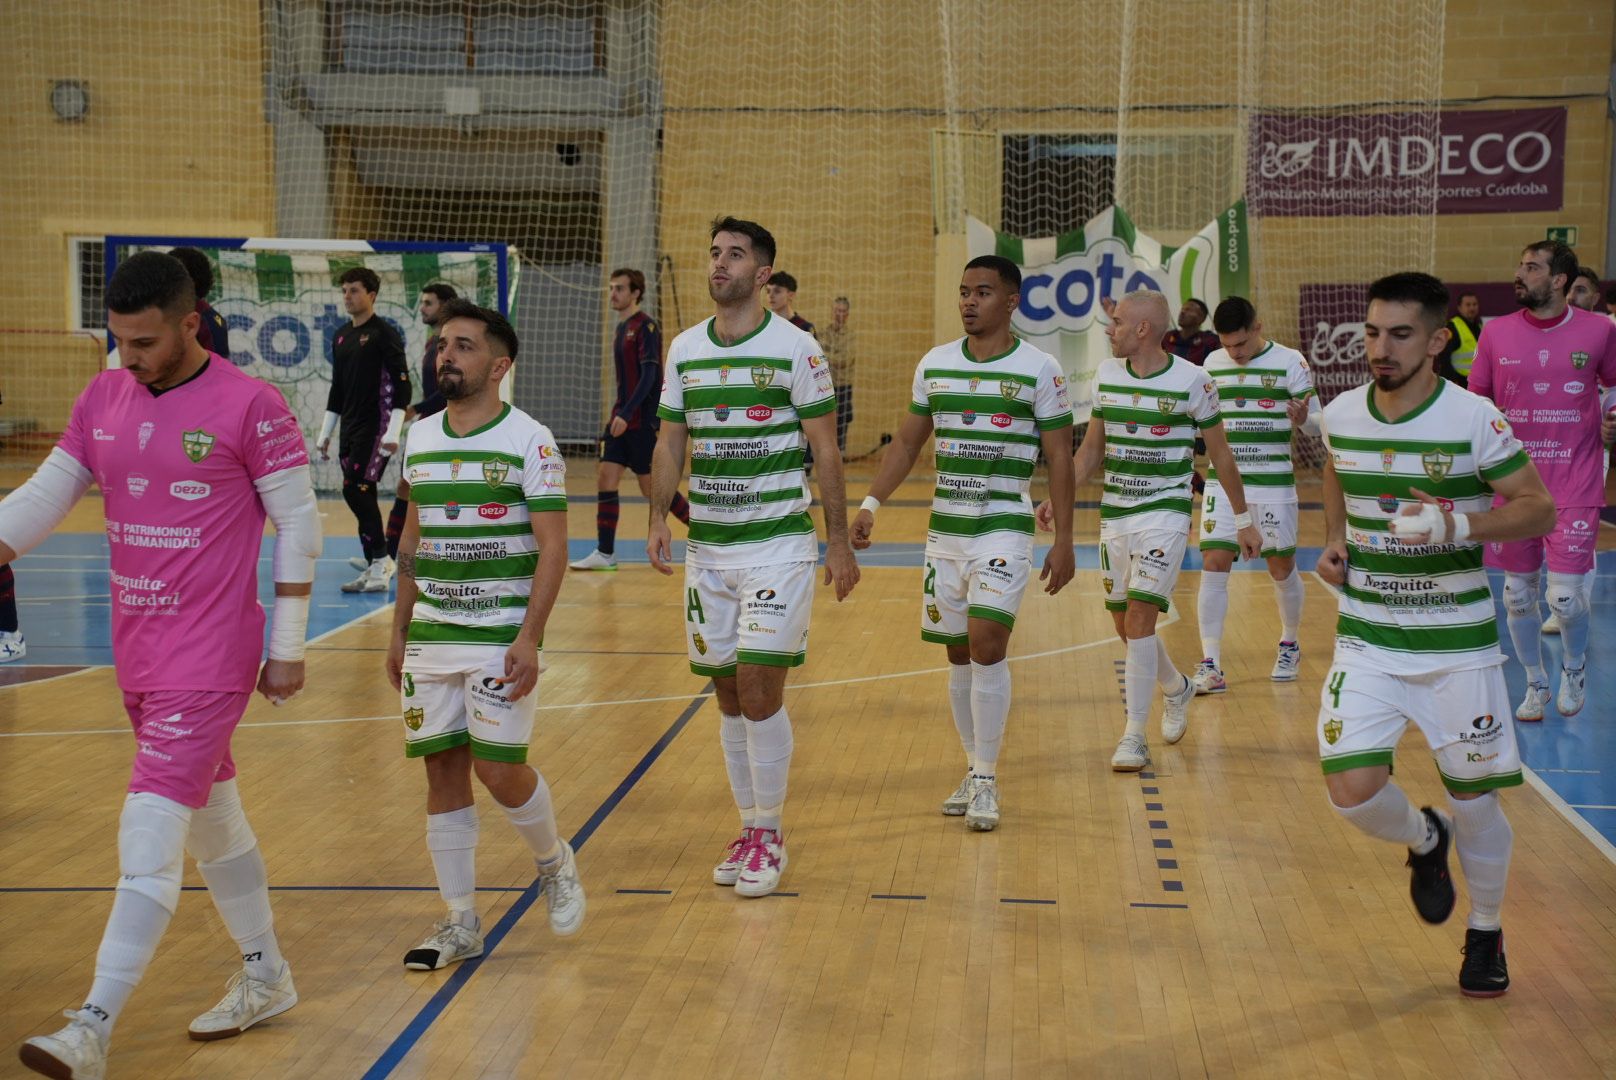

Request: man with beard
left=1316, top=271, right=1554, bottom=998
left=648, top=216, right=860, bottom=898
left=1568, top=267, right=1604, bottom=313
left=1467, top=241, right=1616, bottom=721
left=387, top=299, right=585, bottom=968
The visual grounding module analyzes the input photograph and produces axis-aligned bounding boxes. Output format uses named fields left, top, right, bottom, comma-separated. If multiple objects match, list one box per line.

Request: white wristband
left=1233, top=510, right=1254, bottom=530
left=860, top=495, right=881, bottom=514
left=1451, top=512, right=1471, bottom=544
left=268, top=595, right=310, bottom=662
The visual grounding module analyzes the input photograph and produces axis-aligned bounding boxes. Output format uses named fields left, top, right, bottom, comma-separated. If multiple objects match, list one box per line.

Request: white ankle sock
left=1124, top=636, right=1156, bottom=739
left=426, top=805, right=479, bottom=920
left=1448, top=791, right=1513, bottom=931
left=746, top=708, right=794, bottom=832
left=719, top=712, right=755, bottom=826
left=502, top=769, right=562, bottom=864
left=969, top=659, right=1010, bottom=777
left=947, top=663, right=975, bottom=770
left=1332, top=783, right=1431, bottom=850
left=1197, top=571, right=1228, bottom=666
left=1274, top=568, right=1304, bottom=643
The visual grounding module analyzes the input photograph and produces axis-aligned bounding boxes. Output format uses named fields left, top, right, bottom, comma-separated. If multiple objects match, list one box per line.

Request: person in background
left=765, top=272, right=815, bottom=336
left=169, top=247, right=230, bottom=361
left=1436, top=291, right=1482, bottom=389
left=1161, top=298, right=1220, bottom=366
left=820, top=296, right=856, bottom=453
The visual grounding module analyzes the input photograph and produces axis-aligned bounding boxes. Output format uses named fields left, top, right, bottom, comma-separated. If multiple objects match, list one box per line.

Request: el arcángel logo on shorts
left=1421, top=450, right=1452, bottom=483
left=482, top=460, right=509, bottom=488
left=404, top=707, right=425, bottom=731
left=1322, top=717, right=1342, bottom=745
left=755, top=589, right=777, bottom=601
left=182, top=429, right=216, bottom=463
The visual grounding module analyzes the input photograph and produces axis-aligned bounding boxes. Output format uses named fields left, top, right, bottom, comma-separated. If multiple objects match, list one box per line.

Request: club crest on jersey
left=1236, top=371, right=1248, bottom=383
left=1380, top=448, right=1397, bottom=473
left=181, top=429, right=215, bottom=462
left=482, top=460, right=509, bottom=488
left=360, top=334, right=370, bottom=346
left=692, top=631, right=708, bottom=655
left=1260, top=373, right=1278, bottom=389
left=925, top=603, right=941, bottom=624
left=1000, top=380, right=1022, bottom=401
left=1323, top=717, right=1342, bottom=745
left=1537, top=349, right=1549, bottom=367
left=138, top=421, right=155, bottom=452
left=1572, top=351, right=1590, bottom=369
left=450, top=458, right=463, bottom=480
left=752, top=365, right=773, bottom=390
left=968, top=376, right=981, bottom=393
left=1421, top=449, right=1452, bottom=482
left=1157, top=397, right=1175, bottom=414
left=404, top=707, right=425, bottom=732
left=1131, top=391, right=1141, bottom=406
left=719, top=365, right=731, bottom=384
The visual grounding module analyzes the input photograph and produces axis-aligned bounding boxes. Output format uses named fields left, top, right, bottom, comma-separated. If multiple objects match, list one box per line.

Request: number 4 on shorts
left=686, top=587, right=706, bottom=624
left=1327, top=670, right=1346, bottom=709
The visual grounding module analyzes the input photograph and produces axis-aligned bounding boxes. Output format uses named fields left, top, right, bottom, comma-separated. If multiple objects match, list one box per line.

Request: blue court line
left=359, top=681, right=713, bottom=1080
left=0, top=885, right=526, bottom=894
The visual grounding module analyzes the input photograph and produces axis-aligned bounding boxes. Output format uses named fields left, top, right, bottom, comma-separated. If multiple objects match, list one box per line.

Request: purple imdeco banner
left=1250, top=107, right=1566, bottom=216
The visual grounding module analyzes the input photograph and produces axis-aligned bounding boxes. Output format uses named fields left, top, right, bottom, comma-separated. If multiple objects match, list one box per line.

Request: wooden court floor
left=3, top=470, right=1616, bottom=1078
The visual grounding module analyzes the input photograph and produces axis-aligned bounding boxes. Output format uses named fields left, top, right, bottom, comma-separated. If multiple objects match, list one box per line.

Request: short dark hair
left=439, top=298, right=518, bottom=361
left=1185, top=297, right=1210, bottom=317
left=1366, top=271, right=1449, bottom=328
left=1457, top=291, right=1480, bottom=303
left=1522, top=240, right=1577, bottom=295
left=610, top=267, right=646, bottom=301
left=420, top=282, right=458, bottom=303
left=709, top=216, right=777, bottom=267
left=963, top=254, right=1022, bottom=290
left=107, top=251, right=197, bottom=318
left=167, top=247, right=214, bottom=299
left=339, top=266, right=381, bottom=295
left=1211, top=296, right=1257, bottom=334
left=833, top=296, right=850, bottom=307
left=1574, top=266, right=1600, bottom=291
left=766, top=271, right=799, bottom=292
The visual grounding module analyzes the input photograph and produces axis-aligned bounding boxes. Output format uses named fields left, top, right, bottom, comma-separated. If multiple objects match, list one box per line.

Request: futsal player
left=7, top=251, right=321, bottom=1077
left=168, top=246, right=230, bottom=361
left=852, top=255, right=1074, bottom=831
left=648, top=216, right=859, bottom=898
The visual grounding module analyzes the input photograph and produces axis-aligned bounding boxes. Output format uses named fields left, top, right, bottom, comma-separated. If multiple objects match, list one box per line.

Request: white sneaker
left=347, top=555, right=369, bottom=571
left=1271, top=641, right=1301, bottom=682
left=1557, top=666, right=1586, bottom=717
left=341, top=558, right=392, bottom=593
left=735, top=828, right=787, bottom=898
left=1541, top=612, right=1562, bottom=635
left=941, top=772, right=973, bottom=816
left=1111, top=732, right=1150, bottom=772
left=0, top=630, right=25, bottom=663
left=569, top=549, right=618, bottom=571
left=1161, top=674, right=1193, bottom=745
left=1190, top=658, right=1226, bottom=695
left=965, top=777, right=1000, bottom=832
left=1516, top=682, right=1551, bottom=722
left=188, top=963, right=298, bottom=1041
left=537, top=841, right=586, bottom=937
left=19, top=1009, right=107, bottom=1079
left=713, top=828, right=752, bottom=885
left=404, top=917, right=484, bottom=970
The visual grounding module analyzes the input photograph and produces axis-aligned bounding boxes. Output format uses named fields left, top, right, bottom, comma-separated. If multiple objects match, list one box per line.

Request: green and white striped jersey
left=658, top=312, right=836, bottom=569
left=1321, top=380, right=1530, bottom=676
left=909, top=337, right=1071, bottom=559
left=1202, top=341, right=1315, bottom=502
left=1090, top=356, right=1221, bottom=538
left=402, top=404, right=566, bottom=650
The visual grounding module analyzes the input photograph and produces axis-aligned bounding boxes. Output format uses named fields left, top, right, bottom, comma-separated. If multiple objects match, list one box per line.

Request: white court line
left=1568, top=804, right=1616, bottom=811
left=1312, top=568, right=1616, bottom=870
left=0, top=608, right=1169, bottom=738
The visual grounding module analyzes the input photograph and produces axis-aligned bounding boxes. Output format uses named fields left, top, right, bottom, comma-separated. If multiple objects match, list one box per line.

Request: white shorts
left=401, top=644, right=540, bottom=763
left=1199, top=485, right=1298, bottom=558
left=1317, top=663, right=1522, bottom=792
left=684, top=560, right=815, bottom=677
left=921, top=553, right=1032, bottom=645
left=1100, top=528, right=1188, bottom=613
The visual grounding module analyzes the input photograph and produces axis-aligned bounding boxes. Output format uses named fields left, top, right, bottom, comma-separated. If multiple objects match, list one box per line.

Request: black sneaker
left=1405, top=807, right=1455, bottom=924
left=1459, top=927, right=1510, bottom=997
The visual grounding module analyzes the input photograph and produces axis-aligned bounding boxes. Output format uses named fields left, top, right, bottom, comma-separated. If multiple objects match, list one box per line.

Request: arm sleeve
left=1293, top=356, right=1322, bottom=436
left=1467, top=325, right=1495, bottom=401
left=619, top=360, right=662, bottom=419
left=791, top=339, right=836, bottom=418
left=1088, top=371, right=1106, bottom=419
left=655, top=335, right=686, bottom=424
left=382, top=326, right=412, bottom=417
left=523, top=430, right=568, bottom=513
left=908, top=357, right=931, bottom=416
left=254, top=464, right=322, bottom=583
left=1034, top=357, right=1073, bottom=429
left=0, top=448, right=93, bottom=559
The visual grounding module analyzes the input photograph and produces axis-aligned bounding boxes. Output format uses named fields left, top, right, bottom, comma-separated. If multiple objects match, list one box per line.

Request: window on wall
left=69, top=237, right=107, bottom=335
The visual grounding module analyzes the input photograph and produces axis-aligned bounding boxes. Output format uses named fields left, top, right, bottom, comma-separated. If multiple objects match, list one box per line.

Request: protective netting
left=5, top=0, right=1442, bottom=479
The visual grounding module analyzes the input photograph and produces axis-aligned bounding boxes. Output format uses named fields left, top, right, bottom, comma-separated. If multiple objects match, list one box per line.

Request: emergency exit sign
left=1547, top=226, right=1579, bottom=245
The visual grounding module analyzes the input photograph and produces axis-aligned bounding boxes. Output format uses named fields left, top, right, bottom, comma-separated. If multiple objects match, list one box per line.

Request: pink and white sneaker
left=735, top=828, right=788, bottom=898
left=713, top=828, right=753, bottom=886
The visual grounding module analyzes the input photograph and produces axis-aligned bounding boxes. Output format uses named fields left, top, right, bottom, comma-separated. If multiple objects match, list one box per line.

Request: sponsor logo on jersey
left=752, top=365, right=773, bottom=389
left=404, top=707, right=424, bottom=731
left=1125, top=421, right=1138, bottom=433
left=1323, top=717, right=1342, bottom=745
left=169, top=481, right=210, bottom=501
left=1151, top=424, right=1171, bottom=436
left=181, top=429, right=216, bottom=462
left=138, top=421, right=155, bottom=451
left=1572, top=351, right=1590, bottom=369
left=988, top=558, right=1008, bottom=568
left=1052, top=375, right=1065, bottom=388
left=1421, top=449, right=1452, bottom=482
left=808, top=354, right=826, bottom=369
left=746, top=405, right=773, bottom=421
left=444, top=501, right=461, bottom=520
left=256, top=420, right=276, bottom=437
left=990, top=413, right=1012, bottom=428
left=1497, top=354, right=1517, bottom=365
left=1491, top=418, right=1510, bottom=435
left=482, top=460, right=509, bottom=487
left=538, top=445, right=558, bottom=459
left=962, top=410, right=977, bottom=425
left=746, top=621, right=776, bottom=634
left=1564, top=381, right=1585, bottom=394
left=1473, top=714, right=1496, bottom=731
left=1258, top=398, right=1276, bottom=409
left=1234, top=395, right=1247, bottom=408
left=127, top=473, right=149, bottom=498
left=93, top=428, right=116, bottom=442
left=714, top=405, right=731, bottom=421
left=1377, top=494, right=1400, bottom=513
left=478, top=502, right=507, bottom=520
left=681, top=373, right=698, bottom=386
left=1570, top=517, right=1593, bottom=534
left=1533, top=382, right=1550, bottom=395
left=1437, top=497, right=1454, bottom=511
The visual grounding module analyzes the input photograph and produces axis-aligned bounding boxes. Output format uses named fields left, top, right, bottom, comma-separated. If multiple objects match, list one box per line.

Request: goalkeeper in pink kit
left=1467, top=240, right=1616, bottom=721
left=2, top=252, right=322, bottom=1079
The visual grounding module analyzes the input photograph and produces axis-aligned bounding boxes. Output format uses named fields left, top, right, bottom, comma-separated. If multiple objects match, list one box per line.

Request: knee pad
left=1502, top=572, right=1540, bottom=618
left=186, top=779, right=259, bottom=866
left=117, top=792, right=191, bottom=914
left=1546, top=574, right=1587, bottom=621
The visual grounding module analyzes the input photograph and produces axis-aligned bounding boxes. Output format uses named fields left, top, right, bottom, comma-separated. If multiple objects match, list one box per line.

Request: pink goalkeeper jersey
left=1468, top=307, right=1616, bottom=508
left=57, top=356, right=309, bottom=692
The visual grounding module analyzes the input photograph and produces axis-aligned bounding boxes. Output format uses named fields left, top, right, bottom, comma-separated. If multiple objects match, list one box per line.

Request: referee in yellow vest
left=1435, top=290, right=1482, bottom=388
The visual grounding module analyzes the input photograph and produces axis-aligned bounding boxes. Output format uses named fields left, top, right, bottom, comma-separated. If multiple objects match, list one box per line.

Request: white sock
left=1448, top=791, right=1513, bottom=931
left=1504, top=571, right=1546, bottom=684
left=746, top=707, right=794, bottom=833
left=190, top=780, right=283, bottom=981
left=1154, top=634, right=1184, bottom=693
left=719, top=712, right=755, bottom=827
left=1332, top=783, right=1433, bottom=851
left=426, top=805, right=480, bottom=927
left=1546, top=571, right=1590, bottom=669
left=947, top=663, right=975, bottom=771
left=1197, top=571, right=1229, bottom=666
left=1124, top=636, right=1156, bottom=739
left=502, top=770, right=562, bottom=865
left=1274, top=568, right=1305, bottom=643
left=969, top=659, right=1010, bottom=778
left=86, top=892, right=170, bottom=1037
left=1583, top=566, right=1597, bottom=604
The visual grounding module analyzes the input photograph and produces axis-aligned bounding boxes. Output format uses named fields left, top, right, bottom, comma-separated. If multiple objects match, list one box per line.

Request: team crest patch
left=445, top=501, right=461, bottom=520
left=1380, top=448, right=1397, bottom=474
left=1203, top=520, right=1214, bottom=533
left=482, top=460, right=509, bottom=487
left=359, top=334, right=370, bottom=346
left=1572, top=351, right=1590, bottom=369
left=1157, top=397, right=1176, bottom=414
left=752, top=365, right=773, bottom=390
left=969, top=376, right=981, bottom=393
left=404, top=707, right=425, bottom=732
left=1421, top=449, right=1453, bottom=483
left=692, top=631, right=708, bottom=655
left=181, top=429, right=215, bottom=462
left=719, top=365, right=732, bottom=384
left=1323, top=717, right=1342, bottom=745
left=1101, top=576, right=1114, bottom=594
left=450, top=458, right=463, bottom=480
left=1260, top=373, right=1278, bottom=389
left=1236, top=371, right=1248, bottom=383
left=1000, top=380, right=1022, bottom=401
left=926, top=603, right=941, bottom=624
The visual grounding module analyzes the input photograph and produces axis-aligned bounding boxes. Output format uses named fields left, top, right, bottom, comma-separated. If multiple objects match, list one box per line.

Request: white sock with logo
left=1197, top=571, right=1228, bottom=666
left=1124, top=636, right=1156, bottom=739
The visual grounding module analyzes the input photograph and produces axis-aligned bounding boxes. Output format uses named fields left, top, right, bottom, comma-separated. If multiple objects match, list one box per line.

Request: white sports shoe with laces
left=404, top=917, right=484, bottom=970
left=188, top=963, right=298, bottom=1040
left=19, top=1008, right=108, bottom=1079
left=537, top=841, right=586, bottom=936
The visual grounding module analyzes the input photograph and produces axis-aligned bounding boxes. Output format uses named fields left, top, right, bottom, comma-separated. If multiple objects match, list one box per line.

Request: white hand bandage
left=268, top=594, right=311, bottom=663
left=1233, top=510, right=1254, bottom=530
left=860, top=495, right=881, bottom=514
left=1388, top=503, right=1467, bottom=544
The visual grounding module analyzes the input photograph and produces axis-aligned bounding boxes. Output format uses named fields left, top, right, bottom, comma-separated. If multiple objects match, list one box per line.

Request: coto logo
left=746, top=405, right=773, bottom=421
left=990, top=413, right=1012, bottom=428
left=478, top=503, right=508, bottom=520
